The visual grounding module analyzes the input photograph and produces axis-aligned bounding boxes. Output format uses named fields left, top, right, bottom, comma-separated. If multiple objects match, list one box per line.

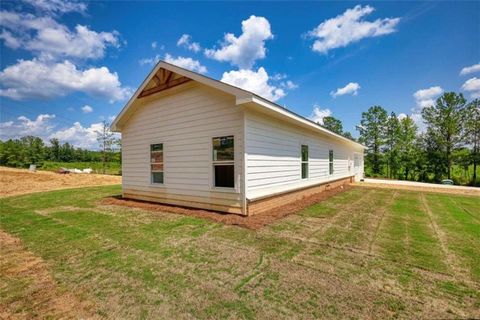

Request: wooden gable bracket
left=139, top=75, right=192, bottom=98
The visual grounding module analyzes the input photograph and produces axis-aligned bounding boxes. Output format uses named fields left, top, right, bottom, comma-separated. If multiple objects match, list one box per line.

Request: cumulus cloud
left=49, top=121, right=108, bottom=149
left=462, top=77, right=480, bottom=98
left=460, top=63, right=480, bottom=76
left=205, top=15, right=273, bottom=69
left=0, top=59, right=132, bottom=102
left=81, top=105, right=93, bottom=113
left=164, top=54, right=207, bottom=74
left=0, top=10, right=120, bottom=60
left=306, top=5, right=400, bottom=54
left=139, top=54, right=161, bottom=66
left=0, top=114, right=56, bottom=141
left=23, top=0, right=87, bottom=15
left=221, top=67, right=285, bottom=102
left=330, top=82, right=360, bottom=97
left=413, top=86, right=444, bottom=108
left=309, top=106, right=332, bottom=125
left=0, top=113, right=119, bottom=149
left=177, top=34, right=201, bottom=52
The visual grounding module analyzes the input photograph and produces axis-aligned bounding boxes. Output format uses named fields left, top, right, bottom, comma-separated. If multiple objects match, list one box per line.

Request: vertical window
left=150, top=143, right=163, bottom=184
left=301, top=145, right=308, bottom=179
left=329, top=149, right=334, bottom=175
left=212, top=136, right=234, bottom=188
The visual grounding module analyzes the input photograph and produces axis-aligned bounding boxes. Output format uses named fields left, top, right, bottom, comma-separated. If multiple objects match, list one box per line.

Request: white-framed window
left=301, top=145, right=308, bottom=179
left=150, top=143, right=164, bottom=184
left=212, top=136, right=234, bottom=188
left=329, top=149, right=334, bottom=175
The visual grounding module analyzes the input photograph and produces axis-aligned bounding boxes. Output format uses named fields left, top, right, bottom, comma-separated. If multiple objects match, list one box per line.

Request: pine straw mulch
left=100, top=185, right=352, bottom=230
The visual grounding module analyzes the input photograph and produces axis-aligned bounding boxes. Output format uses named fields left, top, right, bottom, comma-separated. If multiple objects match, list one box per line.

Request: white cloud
left=309, top=106, right=332, bottom=125
left=177, top=34, right=201, bottom=52
left=221, top=67, right=285, bottom=102
left=460, top=63, right=480, bottom=76
left=0, top=59, right=132, bottom=102
left=397, top=113, right=407, bottom=120
left=0, top=112, right=121, bottom=149
left=330, top=82, right=360, bottom=97
left=81, top=105, right=93, bottom=113
left=282, top=80, right=298, bottom=90
left=23, top=0, right=87, bottom=15
left=49, top=121, right=107, bottom=149
left=413, top=86, right=443, bottom=108
left=462, top=77, right=480, bottom=98
left=0, top=30, right=22, bottom=49
left=164, top=54, right=207, bottom=74
left=151, top=41, right=157, bottom=49
left=139, top=54, right=161, bottom=66
left=0, top=114, right=56, bottom=140
left=205, top=15, right=273, bottom=69
left=306, top=5, right=400, bottom=54
left=0, top=10, right=119, bottom=60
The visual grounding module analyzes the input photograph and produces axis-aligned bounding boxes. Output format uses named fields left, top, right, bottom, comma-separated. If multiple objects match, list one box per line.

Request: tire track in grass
left=448, top=197, right=480, bottom=224
left=368, top=191, right=398, bottom=255
left=426, top=194, right=480, bottom=282
left=420, top=193, right=470, bottom=282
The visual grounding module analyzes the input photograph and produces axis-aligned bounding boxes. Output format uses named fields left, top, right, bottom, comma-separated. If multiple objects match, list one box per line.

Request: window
left=301, top=145, right=308, bottom=179
left=212, top=136, right=234, bottom=188
left=150, top=143, right=163, bottom=184
left=329, top=149, right=334, bottom=175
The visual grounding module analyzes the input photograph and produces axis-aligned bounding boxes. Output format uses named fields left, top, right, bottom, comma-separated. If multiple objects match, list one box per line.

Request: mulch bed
left=100, top=185, right=352, bottom=230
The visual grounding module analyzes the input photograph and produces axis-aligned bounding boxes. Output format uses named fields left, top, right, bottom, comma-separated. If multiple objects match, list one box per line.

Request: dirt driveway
left=356, top=178, right=480, bottom=196
left=0, top=166, right=121, bottom=198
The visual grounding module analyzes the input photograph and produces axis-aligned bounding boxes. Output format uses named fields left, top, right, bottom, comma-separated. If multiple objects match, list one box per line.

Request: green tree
left=422, top=92, right=467, bottom=179
left=342, top=131, right=355, bottom=141
left=384, top=112, right=401, bottom=178
left=49, top=138, right=61, bottom=161
left=322, top=116, right=343, bottom=135
left=21, top=136, right=45, bottom=166
left=398, top=116, right=417, bottom=180
left=464, top=99, right=480, bottom=185
left=358, top=106, right=388, bottom=175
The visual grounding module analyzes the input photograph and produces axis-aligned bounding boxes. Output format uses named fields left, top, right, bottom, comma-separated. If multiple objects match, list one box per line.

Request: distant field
left=41, top=161, right=121, bottom=175
left=1, top=186, right=478, bottom=319
left=0, top=166, right=121, bottom=197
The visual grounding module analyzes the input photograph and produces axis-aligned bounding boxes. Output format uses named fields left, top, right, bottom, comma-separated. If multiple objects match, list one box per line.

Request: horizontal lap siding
left=245, top=111, right=362, bottom=200
left=121, top=82, right=244, bottom=212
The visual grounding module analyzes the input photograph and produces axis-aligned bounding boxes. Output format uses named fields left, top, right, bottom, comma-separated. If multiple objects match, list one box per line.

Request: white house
left=111, top=61, right=365, bottom=216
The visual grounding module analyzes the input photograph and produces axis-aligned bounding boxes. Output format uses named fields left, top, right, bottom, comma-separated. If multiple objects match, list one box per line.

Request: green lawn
left=1, top=186, right=479, bottom=319
left=40, top=161, right=121, bottom=175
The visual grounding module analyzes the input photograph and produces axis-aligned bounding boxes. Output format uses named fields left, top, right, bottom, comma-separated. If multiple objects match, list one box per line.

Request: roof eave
left=238, top=96, right=366, bottom=150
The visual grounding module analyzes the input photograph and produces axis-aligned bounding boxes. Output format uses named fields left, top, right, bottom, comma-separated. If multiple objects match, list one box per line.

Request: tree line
left=349, top=92, right=479, bottom=186
left=0, top=121, right=120, bottom=174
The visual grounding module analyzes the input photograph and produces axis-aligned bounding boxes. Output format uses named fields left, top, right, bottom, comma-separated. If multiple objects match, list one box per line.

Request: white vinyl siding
left=121, top=82, right=244, bottom=213
left=245, top=110, right=363, bottom=200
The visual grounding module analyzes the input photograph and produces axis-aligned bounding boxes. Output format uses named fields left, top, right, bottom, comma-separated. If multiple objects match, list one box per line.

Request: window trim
left=301, top=144, right=309, bottom=179
left=150, top=143, right=164, bottom=185
left=211, top=135, right=235, bottom=190
left=329, top=149, right=334, bottom=175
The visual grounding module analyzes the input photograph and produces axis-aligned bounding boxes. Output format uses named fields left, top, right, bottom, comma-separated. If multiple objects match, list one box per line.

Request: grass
left=40, top=161, right=121, bottom=175
left=1, top=186, right=479, bottom=319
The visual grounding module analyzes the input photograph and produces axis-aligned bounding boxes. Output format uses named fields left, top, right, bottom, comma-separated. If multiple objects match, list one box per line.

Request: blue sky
left=1, top=1, right=479, bottom=149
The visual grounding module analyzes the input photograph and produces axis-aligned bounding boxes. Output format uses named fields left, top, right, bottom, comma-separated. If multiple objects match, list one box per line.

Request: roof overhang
left=111, top=60, right=366, bottom=150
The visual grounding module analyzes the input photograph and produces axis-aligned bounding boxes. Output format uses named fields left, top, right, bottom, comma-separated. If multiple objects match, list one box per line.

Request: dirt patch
left=0, top=230, right=98, bottom=319
left=101, top=185, right=352, bottom=230
left=0, top=166, right=121, bottom=197
left=356, top=181, right=480, bottom=196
